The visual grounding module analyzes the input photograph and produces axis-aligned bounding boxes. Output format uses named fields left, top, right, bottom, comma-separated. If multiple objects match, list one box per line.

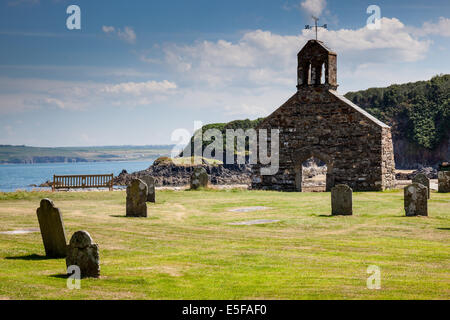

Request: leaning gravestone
left=141, top=176, right=156, bottom=203
left=190, top=167, right=209, bottom=190
left=438, top=162, right=450, bottom=193
left=404, top=183, right=428, bottom=216
left=331, top=184, right=353, bottom=216
left=412, top=173, right=430, bottom=199
left=126, top=178, right=148, bottom=217
left=36, top=199, right=67, bottom=258
left=66, top=231, right=100, bottom=278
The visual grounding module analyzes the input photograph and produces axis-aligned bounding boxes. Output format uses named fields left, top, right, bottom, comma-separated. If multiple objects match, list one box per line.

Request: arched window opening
left=307, top=63, right=312, bottom=85
left=321, top=63, right=326, bottom=84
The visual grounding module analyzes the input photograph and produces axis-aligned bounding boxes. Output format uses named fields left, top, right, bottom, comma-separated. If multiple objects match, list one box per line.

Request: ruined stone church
left=251, top=40, right=396, bottom=191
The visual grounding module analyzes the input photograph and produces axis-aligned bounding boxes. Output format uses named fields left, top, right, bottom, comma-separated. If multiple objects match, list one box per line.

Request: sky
left=0, top=0, right=449, bottom=147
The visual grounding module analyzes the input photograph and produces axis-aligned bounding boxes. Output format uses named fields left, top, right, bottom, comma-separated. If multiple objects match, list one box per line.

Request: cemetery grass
left=0, top=189, right=449, bottom=300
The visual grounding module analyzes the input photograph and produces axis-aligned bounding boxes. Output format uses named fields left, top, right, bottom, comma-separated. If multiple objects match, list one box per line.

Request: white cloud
left=0, top=77, right=178, bottom=114
left=157, top=17, right=430, bottom=93
left=118, top=27, right=137, bottom=44
left=41, top=97, right=66, bottom=109
left=414, top=17, right=450, bottom=37
left=102, top=26, right=115, bottom=33
left=300, top=0, right=327, bottom=17
left=320, top=18, right=430, bottom=62
left=224, top=103, right=271, bottom=117
left=0, top=16, right=442, bottom=121
left=102, top=80, right=177, bottom=95
left=102, top=26, right=137, bottom=44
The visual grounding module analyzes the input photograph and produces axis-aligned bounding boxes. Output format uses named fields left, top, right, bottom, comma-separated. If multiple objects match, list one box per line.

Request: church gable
left=251, top=39, right=396, bottom=192
left=258, top=88, right=387, bottom=133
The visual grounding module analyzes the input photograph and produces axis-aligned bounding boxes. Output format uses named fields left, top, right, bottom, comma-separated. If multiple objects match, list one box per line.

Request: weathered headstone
left=331, top=184, right=353, bottom=216
left=36, top=199, right=67, bottom=258
left=190, top=167, right=209, bottom=190
left=412, top=173, right=430, bottom=199
left=141, top=176, right=156, bottom=203
left=438, top=162, right=450, bottom=193
left=66, top=231, right=100, bottom=278
left=126, top=178, right=148, bottom=217
left=404, top=183, right=428, bottom=216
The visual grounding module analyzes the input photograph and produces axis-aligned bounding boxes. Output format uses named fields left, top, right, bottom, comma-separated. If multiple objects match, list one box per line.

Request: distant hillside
left=184, top=75, right=449, bottom=168
left=0, top=145, right=173, bottom=164
left=345, top=74, right=449, bottom=168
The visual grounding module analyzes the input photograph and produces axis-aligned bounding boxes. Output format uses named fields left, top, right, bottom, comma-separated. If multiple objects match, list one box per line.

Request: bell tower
left=297, top=40, right=337, bottom=90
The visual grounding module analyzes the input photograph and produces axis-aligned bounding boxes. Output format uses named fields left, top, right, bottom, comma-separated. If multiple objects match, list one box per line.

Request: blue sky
left=0, top=0, right=449, bottom=146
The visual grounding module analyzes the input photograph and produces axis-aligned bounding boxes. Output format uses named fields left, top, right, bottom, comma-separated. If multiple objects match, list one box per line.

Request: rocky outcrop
left=113, top=162, right=252, bottom=187
left=395, top=167, right=438, bottom=180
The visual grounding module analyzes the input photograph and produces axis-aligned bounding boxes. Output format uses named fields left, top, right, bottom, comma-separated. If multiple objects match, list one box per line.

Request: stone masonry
left=252, top=40, right=396, bottom=191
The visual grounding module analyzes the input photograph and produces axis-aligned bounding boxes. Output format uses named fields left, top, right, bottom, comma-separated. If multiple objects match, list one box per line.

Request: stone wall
left=251, top=86, right=396, bottom=191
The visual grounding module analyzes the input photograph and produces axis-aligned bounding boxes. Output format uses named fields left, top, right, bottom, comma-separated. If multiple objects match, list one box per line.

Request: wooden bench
left=52, top=174, right=114, bottom=192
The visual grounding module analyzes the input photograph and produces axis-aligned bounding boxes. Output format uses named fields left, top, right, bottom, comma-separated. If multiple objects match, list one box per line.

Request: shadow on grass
left=109, top=215, right=129, bottom=218
left=49, top=274, right=69, bottom=279
left=109, top=215, right=150, bottom=218
left=5, top=254, right=61, bottom=261
left=109, top=215, right=159, bottom=220
left=437, top=227, right=450, bottom=230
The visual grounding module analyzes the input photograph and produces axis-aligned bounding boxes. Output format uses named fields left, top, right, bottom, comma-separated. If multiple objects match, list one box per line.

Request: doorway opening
left=295, top=157, right=328, bottom=192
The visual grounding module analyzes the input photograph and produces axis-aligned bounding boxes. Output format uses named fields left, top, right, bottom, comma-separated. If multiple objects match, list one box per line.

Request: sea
left=0, top=160, right=153, bottom=192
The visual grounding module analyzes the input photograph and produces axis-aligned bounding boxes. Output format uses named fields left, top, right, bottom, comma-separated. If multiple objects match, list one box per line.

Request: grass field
left=0, top=189, right=448, bottom=300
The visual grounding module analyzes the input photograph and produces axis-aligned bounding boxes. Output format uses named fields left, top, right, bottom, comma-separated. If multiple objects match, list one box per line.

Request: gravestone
left=190, top=167, right=209, bottom=190
left=126, top=178, right=148, bottom=217
left=404, top=183, right=428, bottom=216
left=438, top=162, right=450, bottom=193
left=141, top=176, right=156, bottom=203
left=331, top=184, right=353, bottom=216
left=66, top=231, right=100, bottom=278
left=412, top=173, right=430, bottom=199
left=36, top=199, right=67, bottom=258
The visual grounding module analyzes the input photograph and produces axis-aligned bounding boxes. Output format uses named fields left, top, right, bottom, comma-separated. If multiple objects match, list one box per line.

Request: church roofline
left=329, top=90, right=390, bottom=128
left=298, top=40, right=337, bottom=56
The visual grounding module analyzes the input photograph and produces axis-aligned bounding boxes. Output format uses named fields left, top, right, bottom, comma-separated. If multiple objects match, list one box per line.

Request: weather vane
left=305, top=16, right=327, bottom=40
